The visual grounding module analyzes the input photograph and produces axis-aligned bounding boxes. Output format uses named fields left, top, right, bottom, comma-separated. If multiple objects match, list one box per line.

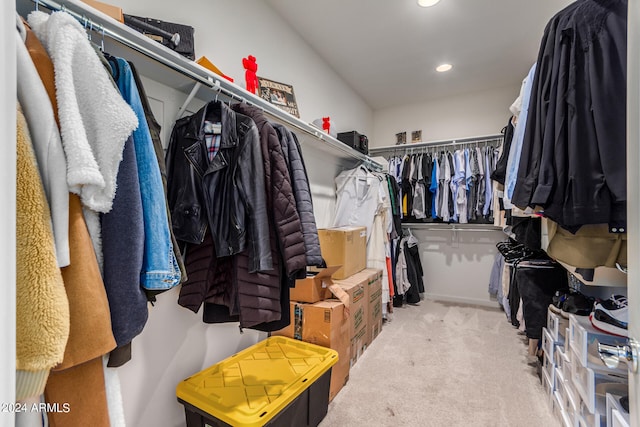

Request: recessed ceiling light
left=436, top=63, right=453, bottom=72
left=417, top=0, right=441, bottom=7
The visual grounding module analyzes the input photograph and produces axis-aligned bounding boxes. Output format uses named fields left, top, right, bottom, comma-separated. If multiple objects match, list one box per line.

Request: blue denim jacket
left=111, top=57, right=181, bottom=290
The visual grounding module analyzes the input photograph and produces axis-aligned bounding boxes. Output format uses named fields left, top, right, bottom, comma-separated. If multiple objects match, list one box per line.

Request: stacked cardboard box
left=333, top=268, right=383, bottom=363
left=317, top=226, right=367, bottom=279
left=331, top=276, right=367, bottom=366
left=288, top=265, right=341, bottom=303
left=273, top=301, right=350, bottom=401
left=362, top=269, right=384, bottom=346
left=275, top=226, right=384, bottom=401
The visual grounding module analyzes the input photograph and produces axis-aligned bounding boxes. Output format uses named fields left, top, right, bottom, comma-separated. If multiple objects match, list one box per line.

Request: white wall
left=411, top=229, right=505, bottom=307
left=107, top=0, right=374, bottom=137
left=372, top=84, right=520, bottom=147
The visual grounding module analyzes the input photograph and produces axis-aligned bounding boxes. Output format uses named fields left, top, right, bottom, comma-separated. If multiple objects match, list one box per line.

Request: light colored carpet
left=319, top=299, right=560, bottom=427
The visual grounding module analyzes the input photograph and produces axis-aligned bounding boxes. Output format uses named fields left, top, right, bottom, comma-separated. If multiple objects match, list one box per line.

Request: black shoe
left=620, top=396, right=629, bottom=413
left=560, top=292, right=595, bottom=319
left=549, top=288, right=571, bottom=315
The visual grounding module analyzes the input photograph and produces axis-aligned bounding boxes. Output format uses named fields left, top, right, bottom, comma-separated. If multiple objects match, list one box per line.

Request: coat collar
left=184, top=101, right=238, bottom=148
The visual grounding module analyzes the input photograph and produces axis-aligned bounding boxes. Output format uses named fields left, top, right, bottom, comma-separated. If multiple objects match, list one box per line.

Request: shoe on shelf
left=549, top=288, right=571, bottom=315
left=560, top=292, right=596, bottom=319
left=620, top=395, right=629, bottom=413
left=589, top=295, right=628, bottom=337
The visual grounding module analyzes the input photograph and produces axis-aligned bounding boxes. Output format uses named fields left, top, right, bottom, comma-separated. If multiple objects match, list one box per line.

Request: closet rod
left=30, top=0, right=384, bottom=172
left=425, top=228, right=502, bottom=232
left=402, top=224, right=502, bottom=232
left=369, top=134, right=503, bottom=154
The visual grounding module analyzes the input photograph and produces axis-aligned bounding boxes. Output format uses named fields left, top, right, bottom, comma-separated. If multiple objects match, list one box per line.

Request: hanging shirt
left=430, top=156, right=440, bottom=219
left=465, top=148, right=479, bottom=222
left=413, top=154, right=427, bottom=219
left=203, top=120, right=222, bottom=161
left=422, top=153, right=433, bottom=218
left=441, top=152, right=452, bottom=222
left=333, top=166, right=383, bottom=240
left=476, top=147, right=486, bottom=219
left=449, top=150, right=461, bottom=222
left=483, top=146, right=494, bottom=216
left=456, top=149, right=468, bottom=223
left=504, top=63, right=537, bottom=208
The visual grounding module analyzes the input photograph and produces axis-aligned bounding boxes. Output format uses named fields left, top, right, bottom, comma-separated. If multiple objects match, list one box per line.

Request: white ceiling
left=265, top=0, right=575, bottom=110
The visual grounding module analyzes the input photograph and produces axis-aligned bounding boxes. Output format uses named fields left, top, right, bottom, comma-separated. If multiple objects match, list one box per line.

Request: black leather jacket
left=166, top=101, right=272, bottom=273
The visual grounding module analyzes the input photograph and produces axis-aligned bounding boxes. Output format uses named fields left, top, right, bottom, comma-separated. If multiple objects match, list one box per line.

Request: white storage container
left=611, top=410, right=630, bottom=427
left=606, top=393, right=630, bottom=427
left=553, top=390, right=570, bottom=425
left=543, top=327, right=557, bottom=380
left=548, top=308, right=569, bottom=343
left=544, top=352, right=555, bottom=385
left=569, top=315, right=628, bottom=368
left=578, top=393, right=606, bottom=427
left=571, top=359, right=626, bottom=418
left=566, top=379, right=580, bottom=421
left=555, top=367, right=569, bottom=410
left=543, top=365, right=555, bottom=404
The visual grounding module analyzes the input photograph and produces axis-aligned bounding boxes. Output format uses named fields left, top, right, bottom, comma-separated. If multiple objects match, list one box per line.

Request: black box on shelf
left=337, top=131, right=368, bottom=155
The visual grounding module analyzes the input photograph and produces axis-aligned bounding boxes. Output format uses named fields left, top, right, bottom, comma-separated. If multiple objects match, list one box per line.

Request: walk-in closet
left=4, top=0, right=640, bottom=426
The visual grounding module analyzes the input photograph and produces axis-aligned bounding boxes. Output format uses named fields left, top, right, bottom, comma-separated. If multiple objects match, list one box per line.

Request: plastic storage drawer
left=606, top=393, right=630, bottom=427
left=542, top=365, right=555, bottom=404
left=569, top=315, right=627, bottom=368
left=548, top=309, right=569, bottom=343
left=176, top=336, right=338, bottom=427
left=555, top=367, right=568, bottom=410
left=571, top=355, right=627, bottom=415
left=542, top=327, right=557, bottom=381
left=565, top=377, right=580, bottom=421
left=611, top=410, right=631, bottom=427
left=578, top=393, right=606, bottom=427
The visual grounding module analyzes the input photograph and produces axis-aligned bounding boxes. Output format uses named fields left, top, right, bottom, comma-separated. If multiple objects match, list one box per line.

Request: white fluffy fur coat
left=28, top=10, right=138, bottom=214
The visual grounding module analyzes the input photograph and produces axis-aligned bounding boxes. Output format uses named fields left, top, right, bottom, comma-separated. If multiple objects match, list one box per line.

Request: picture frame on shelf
left=412, top=130, right=422, bottom=143
left=257, top=77, right=300, bottom=117
left=395, top=131, right=407, bottom=145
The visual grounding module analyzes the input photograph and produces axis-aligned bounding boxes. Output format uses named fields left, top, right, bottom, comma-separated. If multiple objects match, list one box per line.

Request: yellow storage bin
left=176, top=336, right=338, bottom=427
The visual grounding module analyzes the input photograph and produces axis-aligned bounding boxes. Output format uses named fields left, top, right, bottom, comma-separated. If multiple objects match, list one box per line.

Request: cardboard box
left=318, top=226, right=366, bottom=279
left=337, top=269, right=383, bottom=348
left=333, top=275, right=367, bottom=366
left=289, top=265, right=341, bottom=303
left=273, top=301, right=351, bottom=402
left=81, top=0, right=124, bottom=22
left=196, top=56, right=235, bottom=82
left=363, top=269, right=384, bottom=346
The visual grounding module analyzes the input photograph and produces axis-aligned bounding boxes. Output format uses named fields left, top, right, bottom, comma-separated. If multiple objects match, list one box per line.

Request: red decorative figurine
left=322, top=117, right=331, bottom=134
left=242, top=55, right=259, bottom=94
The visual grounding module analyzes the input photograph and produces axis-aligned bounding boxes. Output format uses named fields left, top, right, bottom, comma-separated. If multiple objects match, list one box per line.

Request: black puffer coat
left=232, top=104, right=307, bottom=276
left=272, top=123, right=323, bottom=266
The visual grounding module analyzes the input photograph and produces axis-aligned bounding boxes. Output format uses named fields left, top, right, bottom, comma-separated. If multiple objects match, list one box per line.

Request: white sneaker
left=590, top=295, right=628, bottom=337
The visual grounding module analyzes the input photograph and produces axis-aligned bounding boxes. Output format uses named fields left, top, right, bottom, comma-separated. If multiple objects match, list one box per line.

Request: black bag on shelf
left=337, top=131, right=369, bottom=155
left=124, top=14, right=195, bottom=60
